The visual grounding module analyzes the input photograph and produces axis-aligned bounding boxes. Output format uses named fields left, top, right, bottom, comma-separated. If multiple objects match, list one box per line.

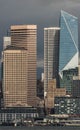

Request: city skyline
left=0, top=1, right=80, bottom=124
left=0, top=11, right=80, bottom=79
left=0, top=0, right=80, bottom=78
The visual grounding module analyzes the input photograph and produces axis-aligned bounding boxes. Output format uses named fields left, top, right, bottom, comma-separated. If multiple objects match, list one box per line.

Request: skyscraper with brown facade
left=10, top=25, right=37, bottom=107
left=3, top=46, right=28, bottom=107
left=3, top=25, right=37, bottom=107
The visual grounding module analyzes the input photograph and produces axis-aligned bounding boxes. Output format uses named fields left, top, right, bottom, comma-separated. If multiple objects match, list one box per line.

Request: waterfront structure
left=59, top=10, right=79, bottom=93
left=3, top=46, right=29, bottom=107
left=44, top=27, right=60, bottom=97
left=10, top=25, right=37, bottom=107
left=3, top=37, right=11, bottom=50
left=0, top=107, right=39, bottom=123
left=54, top=97, right=80, bottom=115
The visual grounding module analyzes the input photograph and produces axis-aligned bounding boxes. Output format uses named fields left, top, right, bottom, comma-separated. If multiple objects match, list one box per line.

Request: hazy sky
left=0, top=0, right=80, bottom=78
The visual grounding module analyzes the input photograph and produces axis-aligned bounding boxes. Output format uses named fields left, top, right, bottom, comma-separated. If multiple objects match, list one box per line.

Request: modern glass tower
left=44, top=27, right=60, bottom=97
left=59, top=10, right=78, bottom=75
left=59, top=11, right=79, bottom=93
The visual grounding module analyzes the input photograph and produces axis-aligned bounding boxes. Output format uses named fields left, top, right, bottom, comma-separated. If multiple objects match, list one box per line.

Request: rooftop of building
left=44, top=27, right=60, bottom=30
left=4, top=45, right=27, bottom=51
left=11, top=25, right=37, bottom=30
left=61, top=10, right=78, bottom=19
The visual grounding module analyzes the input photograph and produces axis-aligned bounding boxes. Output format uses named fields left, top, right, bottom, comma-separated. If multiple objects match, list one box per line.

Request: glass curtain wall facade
left=59, top=10, right=78, bottom=74
left=44, top=27, right=60, bottom=97
left=59, top=11, right=79, bottom=94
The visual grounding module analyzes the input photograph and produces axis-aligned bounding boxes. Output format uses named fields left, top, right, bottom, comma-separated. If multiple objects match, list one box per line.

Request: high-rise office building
left=7, top=25, right=37, bottom=107
left=44, top=27, right=60, bottom=97
left=59, top=10, right=78, bottom=76
left=3, top=46, right=28, bottom=107
left=59, top=11, right=79, bottom=93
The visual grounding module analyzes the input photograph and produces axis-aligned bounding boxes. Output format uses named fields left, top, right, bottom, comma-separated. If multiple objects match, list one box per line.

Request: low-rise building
left=0, top=107, right=39, bottom=123
left=54, top=97, right=80, bottom=116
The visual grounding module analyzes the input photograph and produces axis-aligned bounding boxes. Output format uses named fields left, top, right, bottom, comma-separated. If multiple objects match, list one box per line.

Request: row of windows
left=0, top=113, right=38, bottom=122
